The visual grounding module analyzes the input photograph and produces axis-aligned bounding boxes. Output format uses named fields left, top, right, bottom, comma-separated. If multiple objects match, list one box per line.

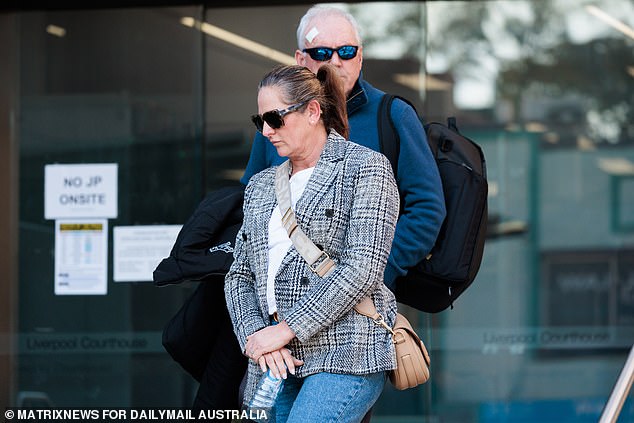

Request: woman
left=224, top=64, right=399, bottom=422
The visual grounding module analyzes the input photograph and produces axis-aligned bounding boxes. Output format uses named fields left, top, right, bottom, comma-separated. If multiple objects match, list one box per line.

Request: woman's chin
left=273, top=145, right=289, bottom=157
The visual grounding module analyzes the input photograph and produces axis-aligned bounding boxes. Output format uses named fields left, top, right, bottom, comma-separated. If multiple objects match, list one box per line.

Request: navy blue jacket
left=241, top=76, right=446, bottom=290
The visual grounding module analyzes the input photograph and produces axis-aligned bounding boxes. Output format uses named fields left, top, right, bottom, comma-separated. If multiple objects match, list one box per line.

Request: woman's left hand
left=245, top=320, right=296, bottom=362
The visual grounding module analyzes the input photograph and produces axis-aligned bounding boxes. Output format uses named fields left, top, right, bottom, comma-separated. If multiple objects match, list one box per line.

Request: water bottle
left=245, top=368, right=284, bottom=422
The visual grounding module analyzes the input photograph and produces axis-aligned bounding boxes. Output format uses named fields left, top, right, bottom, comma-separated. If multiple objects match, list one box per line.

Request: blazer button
left=325, top=209, right=334, bottom=218
left=300, top=277, right=309, bottom=286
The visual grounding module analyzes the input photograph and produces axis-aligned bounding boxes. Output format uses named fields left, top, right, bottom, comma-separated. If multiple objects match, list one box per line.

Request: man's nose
left=329, top=52, right=342, bottom=66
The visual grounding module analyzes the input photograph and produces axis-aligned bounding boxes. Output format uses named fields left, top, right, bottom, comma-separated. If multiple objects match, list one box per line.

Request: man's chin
left=338, top=75, right=355, bottom=95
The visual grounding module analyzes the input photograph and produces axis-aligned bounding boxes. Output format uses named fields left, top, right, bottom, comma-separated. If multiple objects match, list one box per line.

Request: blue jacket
left=228, top=132, right=399, bottom=404
left=241, top=75, right=446, bottom=290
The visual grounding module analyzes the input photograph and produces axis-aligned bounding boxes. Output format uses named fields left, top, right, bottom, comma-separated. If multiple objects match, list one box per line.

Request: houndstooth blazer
left=225, top=131, right=399, bottom=404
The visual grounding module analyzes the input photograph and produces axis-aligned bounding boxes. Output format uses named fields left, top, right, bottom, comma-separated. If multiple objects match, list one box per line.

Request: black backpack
left=378, top=94, right=488, bottom=313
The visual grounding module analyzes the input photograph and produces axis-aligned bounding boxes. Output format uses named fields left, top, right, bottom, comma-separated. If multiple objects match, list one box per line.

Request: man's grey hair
left=296, top=5, right=363, bottom=51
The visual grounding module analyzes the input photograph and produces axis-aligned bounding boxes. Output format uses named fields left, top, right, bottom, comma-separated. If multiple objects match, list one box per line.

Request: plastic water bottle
left=245, top=369, right=284, bottom=422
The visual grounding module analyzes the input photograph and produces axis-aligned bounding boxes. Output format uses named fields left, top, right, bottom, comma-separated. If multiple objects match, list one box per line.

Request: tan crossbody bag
left=274, top=161, right=430, bottom=390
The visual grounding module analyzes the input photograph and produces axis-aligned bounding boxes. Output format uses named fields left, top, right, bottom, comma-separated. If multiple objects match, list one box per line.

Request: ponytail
left=316, top=65, right=349, bottom=139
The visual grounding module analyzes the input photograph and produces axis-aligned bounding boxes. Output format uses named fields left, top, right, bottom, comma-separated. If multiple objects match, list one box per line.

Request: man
left=242, top=5, right=446, bottom=292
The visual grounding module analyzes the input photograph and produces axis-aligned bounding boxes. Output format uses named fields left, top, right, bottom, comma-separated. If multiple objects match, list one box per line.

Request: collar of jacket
left=346, top=74, right=368, bottom=116
left=319, top=130, right=348, bottom=164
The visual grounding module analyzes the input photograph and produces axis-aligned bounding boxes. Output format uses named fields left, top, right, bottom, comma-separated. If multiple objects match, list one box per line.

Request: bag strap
left=273, top=162, right=392, bottom=333
left=378, top=94, right=399, bottom=177
left=377, top=93, right=421, bottom=178
left=353, top=297, right=394, bottom=335
left=274, top=161, right=336, bottom=278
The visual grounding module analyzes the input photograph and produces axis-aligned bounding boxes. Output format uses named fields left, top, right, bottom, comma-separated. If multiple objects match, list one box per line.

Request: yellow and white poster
left=54, top=219, right=108, bottom=295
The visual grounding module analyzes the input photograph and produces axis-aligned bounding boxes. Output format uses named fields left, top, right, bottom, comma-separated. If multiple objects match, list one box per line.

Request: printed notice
left=113, top=225, right=182, bottom=282
left=45, top=163, right=118, bottom=219
left=55, top=219, right=108, bottom=295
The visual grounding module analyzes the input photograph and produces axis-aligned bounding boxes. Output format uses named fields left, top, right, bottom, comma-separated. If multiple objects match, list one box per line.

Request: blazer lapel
left=295, top=131, right=347, bottom=221
left=250, top=171, right=278, bottom=297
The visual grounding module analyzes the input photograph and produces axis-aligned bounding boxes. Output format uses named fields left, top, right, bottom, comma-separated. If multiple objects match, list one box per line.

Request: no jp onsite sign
left=45, top=163, right=118, bottom=219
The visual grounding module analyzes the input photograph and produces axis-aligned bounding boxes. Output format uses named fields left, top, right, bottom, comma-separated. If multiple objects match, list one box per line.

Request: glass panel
left=11, top=1, right=634, bottom=421
left=425, top=1, right=634, bottom=422
left=18, top=6, right=205, bottom=407
left=201, top=5, right=310, bottom=188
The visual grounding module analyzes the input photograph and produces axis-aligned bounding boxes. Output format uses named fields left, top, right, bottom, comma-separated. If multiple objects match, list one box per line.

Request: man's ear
left=295, top=49, right=305, bottom=66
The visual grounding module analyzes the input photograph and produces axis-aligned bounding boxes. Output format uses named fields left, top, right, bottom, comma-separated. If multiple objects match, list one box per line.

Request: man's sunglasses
left=251, top=101, right=308, bottom=133
left=302, top=45, right=359, bottom=62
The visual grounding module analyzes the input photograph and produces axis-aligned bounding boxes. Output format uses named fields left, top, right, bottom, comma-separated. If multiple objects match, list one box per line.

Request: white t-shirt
left=266, top=167, right=315, bottom=315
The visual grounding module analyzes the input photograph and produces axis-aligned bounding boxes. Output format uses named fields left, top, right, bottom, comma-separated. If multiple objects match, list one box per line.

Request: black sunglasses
left=302, top=45, right=359, bottom=62
left=251, top=101, right=308, bottom=133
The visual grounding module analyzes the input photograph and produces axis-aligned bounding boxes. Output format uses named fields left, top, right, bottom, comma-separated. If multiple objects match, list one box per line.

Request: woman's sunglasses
left=251, top=101, right=308, bottom=133
left=302, top=45, right=359, bottom=62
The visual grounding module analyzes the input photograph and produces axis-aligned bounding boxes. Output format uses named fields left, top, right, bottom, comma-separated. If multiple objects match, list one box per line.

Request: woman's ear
left=307, top=99, right=321, bottom=124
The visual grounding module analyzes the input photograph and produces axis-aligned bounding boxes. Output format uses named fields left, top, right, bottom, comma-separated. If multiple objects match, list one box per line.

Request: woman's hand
left=256, top=348, right=304, bottom=379
left=245, top=321, right=301, bottom=378
left=245, top=320, right=296, bottom=361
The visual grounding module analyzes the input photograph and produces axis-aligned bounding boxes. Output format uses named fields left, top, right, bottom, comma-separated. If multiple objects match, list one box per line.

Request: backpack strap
left=378, top=93, right=421, bottom=177
left=378, top=94, right=399, bottom=176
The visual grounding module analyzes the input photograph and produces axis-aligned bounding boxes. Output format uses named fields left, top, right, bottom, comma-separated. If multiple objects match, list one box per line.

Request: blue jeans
left=273, top=371, right=386, bottom=423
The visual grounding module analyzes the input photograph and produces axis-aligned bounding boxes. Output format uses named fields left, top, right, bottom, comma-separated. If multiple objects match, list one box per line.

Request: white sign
left=45, top=163, right=118, bottom=219
left=55, top=219, right=108, bottom=295
left=113, top=225, right=182, bottom=282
